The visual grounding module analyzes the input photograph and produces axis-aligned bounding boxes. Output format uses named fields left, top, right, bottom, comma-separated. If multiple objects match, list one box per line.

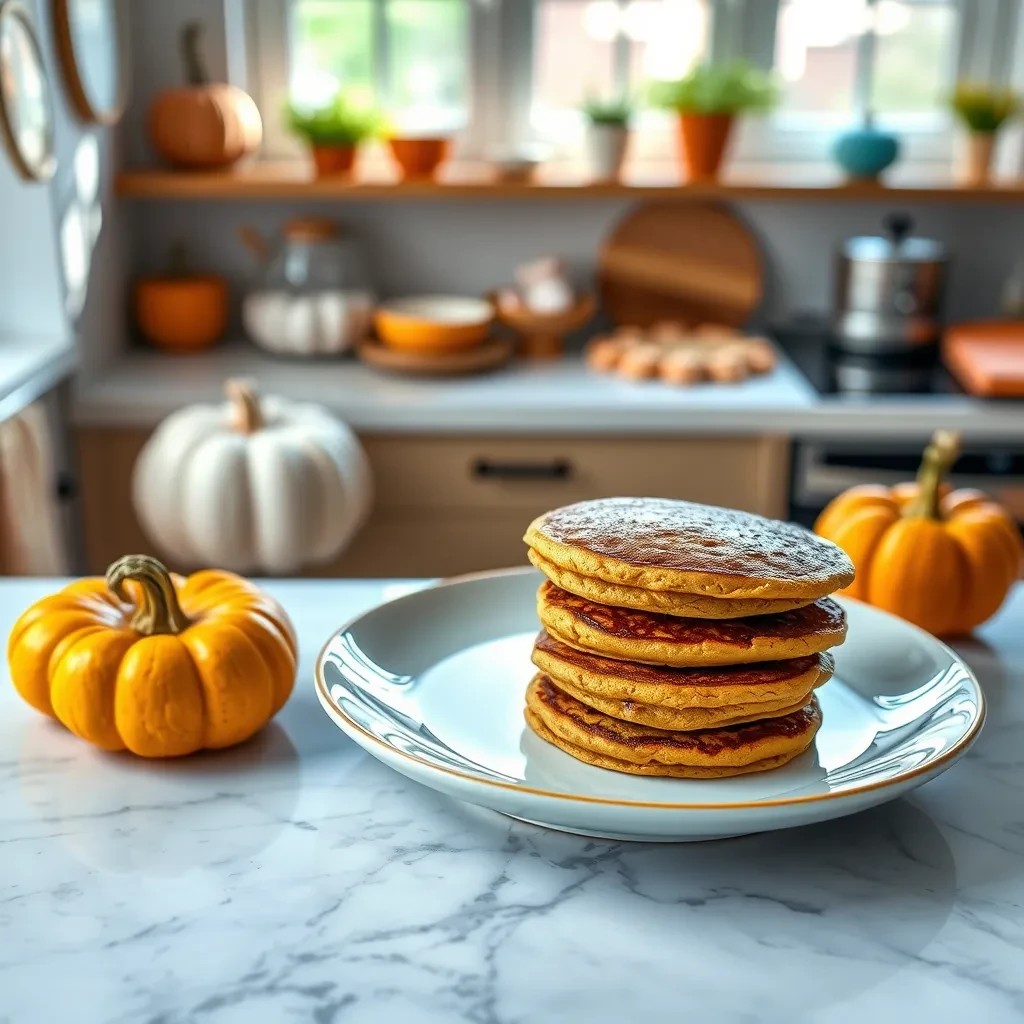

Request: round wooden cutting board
left=599, top=200, right=764, bottom=328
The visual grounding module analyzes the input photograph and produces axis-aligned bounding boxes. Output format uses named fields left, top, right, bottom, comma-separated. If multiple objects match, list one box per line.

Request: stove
left=773, top=325, right=962, bottom=397
left=771, top=321, right=1024, bottom=529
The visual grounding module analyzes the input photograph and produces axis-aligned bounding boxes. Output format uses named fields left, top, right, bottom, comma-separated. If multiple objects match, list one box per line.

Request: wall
left=0, top=0, right=124, bottom=372
left=128, top=195, right=1024, bottom=336
left=41, top=0, right=125, bottom=377
left=0, top=0, right=66, bottom=340
left=116, top=0, right=1024, bottom=344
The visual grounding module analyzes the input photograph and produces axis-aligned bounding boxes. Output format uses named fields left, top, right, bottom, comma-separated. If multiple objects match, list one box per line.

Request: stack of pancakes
left=522, top=497, right=855, bottom=778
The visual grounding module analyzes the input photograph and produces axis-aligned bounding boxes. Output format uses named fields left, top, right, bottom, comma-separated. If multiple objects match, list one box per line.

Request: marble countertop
left=73, top=344, right=1024, bottom=439
left=3, top=577, right=1023, bottom=1023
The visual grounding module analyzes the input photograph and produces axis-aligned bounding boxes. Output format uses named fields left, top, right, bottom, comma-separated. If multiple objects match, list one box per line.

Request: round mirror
left=0, top=2, right=56, bottom=182
left=53, top=0, right=128, bottom=124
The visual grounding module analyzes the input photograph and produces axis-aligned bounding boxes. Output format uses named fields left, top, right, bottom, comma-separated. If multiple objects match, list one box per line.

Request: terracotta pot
left=388, top=137, right=451, bottom=179
left=676, top=113, right=734, bottom=181
left=962, top=131, right=996, bottom=186
left=310, top=144, right=357, bottom=178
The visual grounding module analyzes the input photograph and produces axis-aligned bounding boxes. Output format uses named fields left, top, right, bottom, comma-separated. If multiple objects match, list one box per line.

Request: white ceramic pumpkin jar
left=241, top=218, right=375, bottom=357
left=132, top=379, right=372, bottom=574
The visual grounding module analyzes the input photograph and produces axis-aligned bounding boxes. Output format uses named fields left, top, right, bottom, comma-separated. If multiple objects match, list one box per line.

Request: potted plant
left=286, top=93, right=382, bottom=178
left=950, top=83, right=1019, bottom=185
left=582, top=97, right=631, bottom=182
left=650, top=61, right=776, bottom=181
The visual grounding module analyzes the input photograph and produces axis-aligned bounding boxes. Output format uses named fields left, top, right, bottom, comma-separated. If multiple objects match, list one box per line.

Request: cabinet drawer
left=317, top=511, right=532, bottom=578
left=365, top=436, right=787, bottom=514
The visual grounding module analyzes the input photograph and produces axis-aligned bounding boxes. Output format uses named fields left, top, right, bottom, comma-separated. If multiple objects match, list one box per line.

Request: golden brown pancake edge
left=525, top=497, right=855, bottom=600
left=525, top=674, right=822, bottom=773
left=528, top=549, right=815, bottom=619
left=532, top=629, right=833, bottom=717
left=537, top=581, right=847, bottom=667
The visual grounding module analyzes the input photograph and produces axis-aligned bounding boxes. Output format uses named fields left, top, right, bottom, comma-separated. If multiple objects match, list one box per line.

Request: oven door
left=790, top=440, right=1024, bottom=529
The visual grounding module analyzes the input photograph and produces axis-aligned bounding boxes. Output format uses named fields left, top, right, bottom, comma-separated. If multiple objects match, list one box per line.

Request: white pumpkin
left=243, top=289, right=375, bottom=356
left=132, top=379, right=372, bottom=574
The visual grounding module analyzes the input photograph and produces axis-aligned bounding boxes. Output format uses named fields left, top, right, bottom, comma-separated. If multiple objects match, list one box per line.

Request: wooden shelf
left=116, top=162, right=1024, bottom=203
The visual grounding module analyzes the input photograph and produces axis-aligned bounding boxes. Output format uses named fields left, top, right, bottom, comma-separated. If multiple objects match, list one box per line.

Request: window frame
left=246, top=0, right=1020, bottom=171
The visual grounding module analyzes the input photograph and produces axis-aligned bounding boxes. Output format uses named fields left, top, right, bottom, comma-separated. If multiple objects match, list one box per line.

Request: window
left=773, top=0, right=959, bottom=121
left=249, top=0, right=1020, bottom=172
left=251, top=0, right=471, bottom=157
left=288, top=0, right=469, bottom=129
left=530, top=0, right=710, bottom=167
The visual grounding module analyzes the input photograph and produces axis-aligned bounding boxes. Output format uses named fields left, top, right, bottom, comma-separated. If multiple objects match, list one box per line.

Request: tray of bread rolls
left=586, top=321, right=776, bottom=386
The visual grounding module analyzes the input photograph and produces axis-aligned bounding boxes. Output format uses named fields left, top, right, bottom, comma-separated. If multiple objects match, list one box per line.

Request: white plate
left=315, top=568, right=985, bottom=842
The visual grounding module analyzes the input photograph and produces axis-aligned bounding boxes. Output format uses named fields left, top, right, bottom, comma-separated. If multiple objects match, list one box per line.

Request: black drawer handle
left=472, top=458, right=572, bottom=481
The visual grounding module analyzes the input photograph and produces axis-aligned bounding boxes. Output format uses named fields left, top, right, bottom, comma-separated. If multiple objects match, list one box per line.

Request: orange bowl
left=374, top=296, right=493, bottom=354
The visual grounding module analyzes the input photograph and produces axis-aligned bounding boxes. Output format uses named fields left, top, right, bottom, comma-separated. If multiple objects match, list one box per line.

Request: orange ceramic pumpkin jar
left=815, top=431, right=1022, bottom=636
left=7, top=555, right=296, bottom=757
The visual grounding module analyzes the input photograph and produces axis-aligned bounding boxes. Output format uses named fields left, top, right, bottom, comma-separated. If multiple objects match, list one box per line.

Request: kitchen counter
left=73, top=344, right=1024, bottom=439
left=2, top=576, right=1023, bottom=1023
left=0, top=334, right=76, bottom=422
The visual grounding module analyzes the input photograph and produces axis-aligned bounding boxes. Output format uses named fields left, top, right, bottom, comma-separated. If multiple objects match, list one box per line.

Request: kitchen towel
left=0, top=402, right=69, bottom=575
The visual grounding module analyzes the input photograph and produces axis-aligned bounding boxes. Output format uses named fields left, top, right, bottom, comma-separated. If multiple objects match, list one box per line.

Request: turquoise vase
left=832, top=121, right=900, bottom=182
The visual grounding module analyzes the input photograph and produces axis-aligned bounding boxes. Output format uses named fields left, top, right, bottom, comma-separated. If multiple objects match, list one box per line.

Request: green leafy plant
left=950, top=83, right=1020, bottom=133
left=286, top=93, right=383, bottom=146
left=649, top=61, right=777, bottom=115
left=582, top=97, right=632, bottom=126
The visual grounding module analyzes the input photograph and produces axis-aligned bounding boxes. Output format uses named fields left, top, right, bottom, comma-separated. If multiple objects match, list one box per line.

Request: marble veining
left=0, top=578, right=1022, bottom=1024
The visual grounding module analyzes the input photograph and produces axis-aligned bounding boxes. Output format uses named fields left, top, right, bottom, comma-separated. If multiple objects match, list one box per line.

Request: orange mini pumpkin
left=815, top=431, right=1022, bottom=636
left=147, top=22, right=262, bottom=169
left=136, top=274, right=228, bottom=352
left=7, top=555, right=296, bottom=757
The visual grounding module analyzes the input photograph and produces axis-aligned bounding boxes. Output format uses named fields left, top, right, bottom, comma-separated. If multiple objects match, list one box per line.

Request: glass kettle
left=240, top=218, right=375, bottom=357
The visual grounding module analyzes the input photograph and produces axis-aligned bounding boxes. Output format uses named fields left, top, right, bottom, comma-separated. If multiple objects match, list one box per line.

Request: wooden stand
left=496, top=294, right=596, bottom=359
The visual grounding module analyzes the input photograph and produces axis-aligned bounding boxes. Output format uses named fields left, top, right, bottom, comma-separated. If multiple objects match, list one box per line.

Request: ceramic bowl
left=374, top=295, right=494, bottom=353
left=832, top=127, right=900, bottom=181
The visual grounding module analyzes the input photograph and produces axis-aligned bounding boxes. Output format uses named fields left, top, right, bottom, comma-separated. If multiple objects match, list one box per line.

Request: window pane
left=532, top=0, right=709, bottom=162
left=871, top=2, right=957, bottom=114
left=290, top=0, right=374, bottom=108
left=774, top=0, right=866, bottom=116
left=533, top=1, right=617, bottom=116
left=627, top=0, right=708, bottom=83
left=387, top=0, right=469, bottom=130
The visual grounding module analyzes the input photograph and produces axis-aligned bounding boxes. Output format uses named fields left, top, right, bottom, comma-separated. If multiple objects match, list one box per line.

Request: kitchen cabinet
left=76, top=429, right=788, bottom=576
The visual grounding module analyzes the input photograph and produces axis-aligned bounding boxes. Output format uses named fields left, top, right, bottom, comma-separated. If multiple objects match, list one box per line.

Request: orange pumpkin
left=7, top=555, right=296, bottom=757
left=147, top=22, right=262, bottom=169
left=135, top=274, right=228, bottom=352
left=815, top=431, right=1022, bottom=636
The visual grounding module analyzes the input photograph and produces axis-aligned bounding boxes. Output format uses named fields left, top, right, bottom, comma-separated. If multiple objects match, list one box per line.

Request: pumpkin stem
left=107, top=555, right=191, bottom=636
left=226, top=377, right=263, bottom=434
left=906, top=429, right=961, bottom=519
left=167, top=239, right=189, bottom=277
left=181, top=22, right=208, bottom=87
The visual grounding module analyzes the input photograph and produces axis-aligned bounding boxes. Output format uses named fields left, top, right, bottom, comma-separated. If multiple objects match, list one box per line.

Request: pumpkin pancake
left=532, top=630, right=833, bottom=730
left=537, top=581, right=846, bottom=667
left=525, top=675, right=821, bottom=778
left=525, top=497, right=855, bottom=608
left=529, top=549, right=814, bottom=618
